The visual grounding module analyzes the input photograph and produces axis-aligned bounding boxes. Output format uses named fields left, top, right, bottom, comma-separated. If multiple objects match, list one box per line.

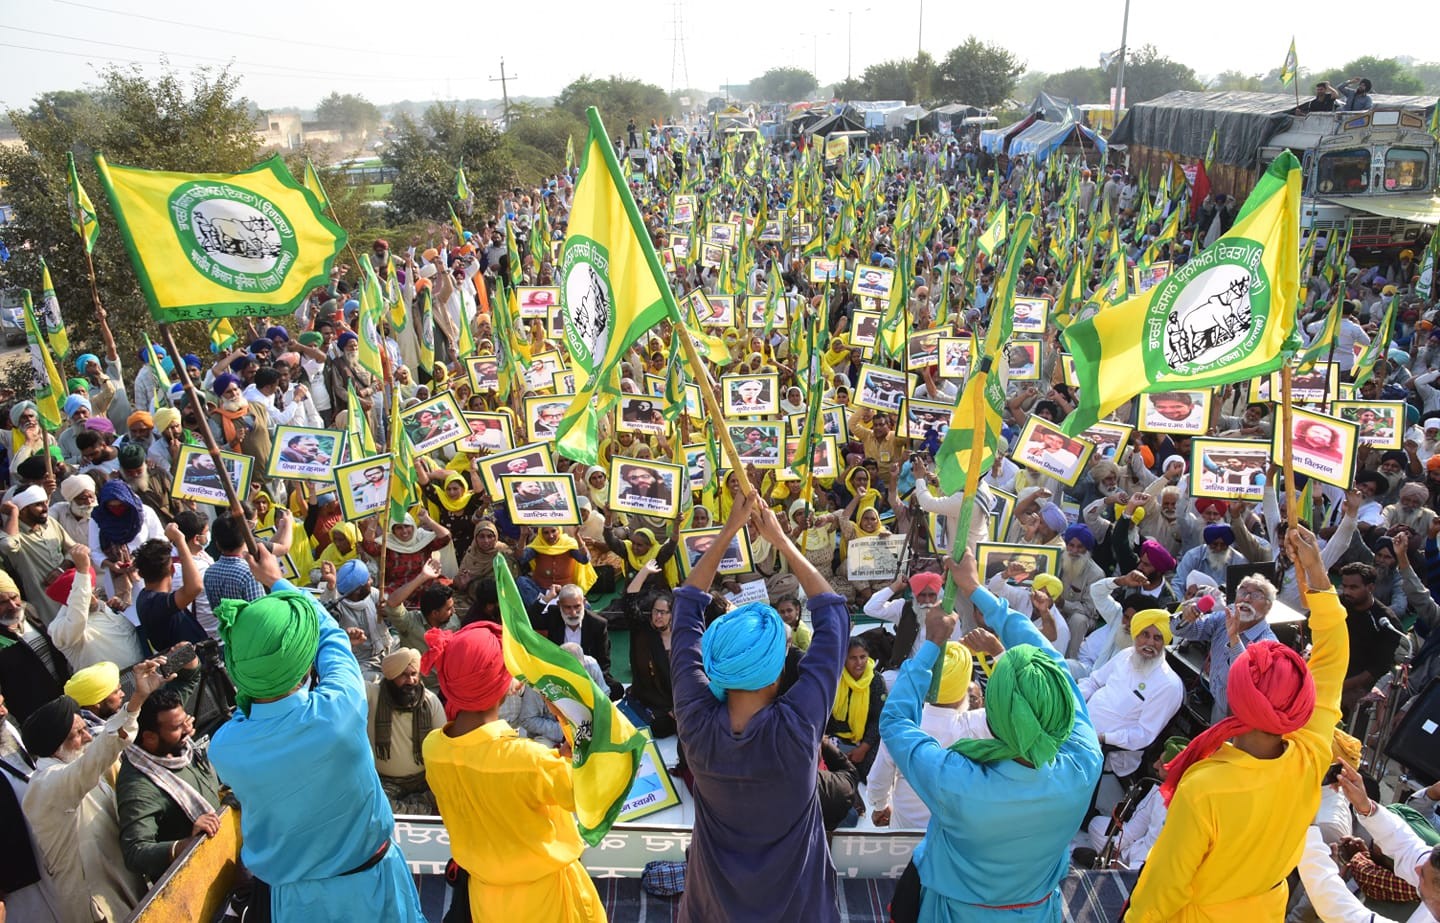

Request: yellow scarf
left=430, top=472, right=474, bottom=515
left=832, top=657, right=875, bottom=743
left=528, top=531, right=598, bottom=593
left=841, top=505, right=888, bottom=558
left=318, top=522, right=360, bottom=569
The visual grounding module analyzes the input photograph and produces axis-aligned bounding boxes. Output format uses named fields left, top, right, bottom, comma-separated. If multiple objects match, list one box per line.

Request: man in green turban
left=207, top=546, right=424, bottom=922
left=878, top=550, right=1102, bottom=921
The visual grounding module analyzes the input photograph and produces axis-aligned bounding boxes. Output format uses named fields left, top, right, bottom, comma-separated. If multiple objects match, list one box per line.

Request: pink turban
left=421, top=622, right=512, bottom=720
left=909, top=572, right=944, bottom=595
left=1139, top=539, right=1177, bottom=573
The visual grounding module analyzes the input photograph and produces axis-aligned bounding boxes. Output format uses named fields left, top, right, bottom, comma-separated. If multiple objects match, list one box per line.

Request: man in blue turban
left=1173, top=522, right=1246, bottom=600
left=672, top=492, right=847, bottom=922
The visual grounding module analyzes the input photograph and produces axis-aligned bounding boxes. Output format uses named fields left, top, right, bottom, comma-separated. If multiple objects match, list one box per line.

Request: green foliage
left=314, top=92, right=382, bottom=133
left=0, top=65, right=262, bottom=363
left=502, top=103, right=586, bottom=181
left=1321, top=57, right=1426, bottom=97
left=1207, top=70, right=1267, bottom=92
left=382, top=103, right=515, bottom=224
left=746, top=67, right=820, bottom=103
left=555, top=75, right=672, bottom=127
left=1121, top=45, right=1204, bottom=103
left=1042, top=68, right=1108, bottom=103
left=938, top=37, right=1025, bottom=107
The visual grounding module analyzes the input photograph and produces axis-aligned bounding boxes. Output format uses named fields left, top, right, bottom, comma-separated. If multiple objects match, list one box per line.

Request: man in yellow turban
left=66, top=661, right=124, bottom=729
left=1077, top=609, right=1184, bottom=778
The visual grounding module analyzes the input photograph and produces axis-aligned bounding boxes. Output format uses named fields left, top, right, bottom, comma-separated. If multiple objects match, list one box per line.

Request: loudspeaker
left=1383, top=677, right=1440, bottom=786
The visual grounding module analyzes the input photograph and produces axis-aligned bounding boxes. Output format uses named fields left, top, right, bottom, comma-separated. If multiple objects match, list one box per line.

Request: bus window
left=1315, top=149, right=1369, bottom=194
left=1384, top=148, right=1429, bottom=191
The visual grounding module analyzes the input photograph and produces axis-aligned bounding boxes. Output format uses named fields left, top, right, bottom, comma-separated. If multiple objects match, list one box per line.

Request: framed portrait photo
left=497, top=473, right=581, bottom=527
left=266, top=425, right=342, bottom=482
left=720, top=372, right=779, bottom=417
left=171, top=445, right=254, bottom=508
left=1059, top=352, right=1079, bottom=388
left=1011, top=296, right=1051, bottom=336
left=398, top=392, right=467, bottom=456
left=516, top=286, right=559, bottom=319
left=476, top=443, right=555, bottom=497
left=809, top=256, right=841, bottom=283
left=551, top=370, right=576, bottom=394
left=1190, top=438, right=1270, bottom=501
left=1132, top=261, right=1172, bottom=295
left=1139, top=390, right=1212, bottom=435
left=850, top=310, right=882, bottom=348
left=523, top=351, right=565, bottom=392
left=331, top=453, right=393, bottom=521
left=1334, top=400, right=1404, bottom=451
left=458, top=412, right=514, bottom=454
left=726, top=421, right=784, bottom=468
left=700, top=243, right=725, bottom=268
left=671, top=195, right=696, bottom=226
left=900, top=398, right=952, bottom=441
left=677, top=526, right=753, bottom=576
left=609, top=457, right=684, bottom=519
left=1002, top=340, right=1041, bottom=382
left=1275, top=406, right=1358, bottom=489
left=852, top=263, right=896, bottom=300
left=976, top=542, right=1061, bottom=586
left=465, top=355, right=500, bottom=394
left=1271, top=362, right=1339, bottom=406
left=744, top=295, right=786, bottom=329
left=707, top=221, right=738, bottom=248
left=937, top=336, right=973, bottom=380
left=776, top=435, right=839, bottom=481
left=669, top=232, right=691, bottom=260
left=1012, top=415, right=1095, bottom=487
left=700, top=294, right=735, bottom=328
left=759, top=219, right=786, bottom=243
left=524, top=394, right=575, bottom=443
left=905, top=330, right=941, bottom=372
left=682, top=443, right=713, bottom=492
left=1074, top=421, right=1134, bottom=462
left=854, top=363, right=909, bottom=413
left=988, top=487, right=1017, bottom=541
left=617, top=395, right=669, bottom=436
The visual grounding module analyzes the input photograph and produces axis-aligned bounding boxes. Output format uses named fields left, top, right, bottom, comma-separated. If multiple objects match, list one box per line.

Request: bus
left=331, top=157, right=399, bottom=201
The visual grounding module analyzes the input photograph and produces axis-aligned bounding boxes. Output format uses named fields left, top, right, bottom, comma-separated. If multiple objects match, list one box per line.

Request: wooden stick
left=672, top=321, right=757, bottom=499
left=157, top=322, right=258, bottom=556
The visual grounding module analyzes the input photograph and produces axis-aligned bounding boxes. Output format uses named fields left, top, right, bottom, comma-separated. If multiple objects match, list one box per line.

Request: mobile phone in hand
left=1321, top=762, right=1343, bottom=787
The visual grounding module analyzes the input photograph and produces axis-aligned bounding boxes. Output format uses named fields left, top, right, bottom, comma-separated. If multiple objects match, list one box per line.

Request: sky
left=1, top=0, right=1434, bottom=113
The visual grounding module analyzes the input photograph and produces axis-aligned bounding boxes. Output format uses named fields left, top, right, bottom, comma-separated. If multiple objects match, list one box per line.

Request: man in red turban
left=1127, top=523, right=1348, bottom=920
left=421, top=622, right=604, bottom=921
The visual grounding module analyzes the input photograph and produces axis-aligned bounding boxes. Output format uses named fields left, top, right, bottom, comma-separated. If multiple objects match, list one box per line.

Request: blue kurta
left=210, top=579, right=425, bottom=922
left=671, top=585, right=846, bottom=923
left=879, top=586, right=1102, bottom=922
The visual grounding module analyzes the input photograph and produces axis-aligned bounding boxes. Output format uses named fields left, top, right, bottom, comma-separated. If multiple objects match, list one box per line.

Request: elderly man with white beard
left=1385, top=481, right=1437, bottom=536
left=865, top=572, right=950, bottom=675
left=1077, top=610, right=1184, bottom=779
left=1172, top=575, right=1279, bottom=722
left=1057, top=524, right=1105, bottom=658
left=1173, top=523, right=1247, bottom=600
left=1076, top=578, right=1157, bottom=678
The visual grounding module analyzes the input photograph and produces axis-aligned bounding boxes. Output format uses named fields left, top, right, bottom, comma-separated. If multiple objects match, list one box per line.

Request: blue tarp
left=1007, top=119, right=1107, bottom=162
left=979, top=113, right=1039, bottom=154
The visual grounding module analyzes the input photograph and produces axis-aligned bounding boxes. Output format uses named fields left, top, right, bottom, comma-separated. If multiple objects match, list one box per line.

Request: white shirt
left=46, top=571, right=148, bottom=670
left=243, top=383, right=300, bottom=428
left=1077, top=649, right=1184, bottom=776
left=868, top=706, right=991, bottom=829
left=987, top=574, right=1071, bottom=654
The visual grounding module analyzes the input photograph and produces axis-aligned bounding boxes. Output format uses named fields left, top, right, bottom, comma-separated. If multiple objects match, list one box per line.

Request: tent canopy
left=1007, top=119, right=1107, bottom=162
left=806, top=111, right=867, bottom=137
left=979, top=113, right=1039, bottom=154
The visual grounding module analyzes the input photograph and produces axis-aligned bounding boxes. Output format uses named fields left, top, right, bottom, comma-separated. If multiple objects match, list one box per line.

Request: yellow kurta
left=1127, top=588, right=1348, bottom=921
left=422, top=719, right=605, bottom=922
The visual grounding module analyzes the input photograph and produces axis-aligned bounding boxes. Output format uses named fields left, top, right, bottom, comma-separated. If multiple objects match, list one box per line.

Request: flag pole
left=158, top=322, right=258, bottom=556
left=672, top=321, right=758, bottom=500
left=1279, top=362, right=1308, bottom=593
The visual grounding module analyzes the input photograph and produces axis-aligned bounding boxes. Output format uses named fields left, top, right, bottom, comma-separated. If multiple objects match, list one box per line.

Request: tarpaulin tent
left=979, top=113, right=1039, bottom=154
left=1006, top=119, right=1107, bottom=162
left=806, top=110, right=867, bottom=138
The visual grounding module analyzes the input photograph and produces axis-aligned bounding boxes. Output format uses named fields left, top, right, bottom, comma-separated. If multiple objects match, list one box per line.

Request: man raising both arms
left=671, top=491, right=847, bottom=922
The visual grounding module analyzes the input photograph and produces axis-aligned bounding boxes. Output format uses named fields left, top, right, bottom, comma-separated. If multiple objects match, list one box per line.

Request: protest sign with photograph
left=845, top=534, right=910, bottom=582
left=1191, top=438, right=1271, bottom=501
left=721, top=373, right=779, bottom=416
left=498, top=474, right=581, bottom=527
left=1003, top=341, right=1040, bottom=381
left=1334, top=400, right=1403, bottom=450
left=1013, top=416, right=1094, bottom=487
left=267, top=425, right=340, bottom=482
left=976, top=543, right=1061, bottom=584
left=458, top=412, right=513, bottom=454
left=905, top=330, right=941, bottom=371
left=172, top=445, right=253, bottom=507
left=854, top=364, right=908, bottom=412
left=1132, top=261, right=1172, bottom=294
left=809, top=257, right=841, bottom=283
left=1275, top=406, right=1358, bottom=489
left=399, top=392, right=467, bottom=455
left=900, top=398, right=952, bottom=441
left=524, top=394, right=576, bottom=442
left=683, top=443, right=712, bottom=491
left=938, top=336, right=973, bottom=380
left=988, top=488, right=1017, bottom=541
left=332, top=454, right=392, bottom=521
left=677, top=527, right=753, bottom=575
left=617, top=395, right=668, bottom=436
left=523, top=351, right=565, bottom=392
left=1074, top=421, right=1134, bottom=461
left=465, top=355, right=499, bottom=394
left=609, top=458, right=683, bottom=518
left=1011, top=296, right=1050, bottom=335
left=476, top=443, right=555, bottom=497
left=1138, top=390, right=1213, bottom=435
left=617, top=736, right=682, bottom=823
left=852, top=264, right=895, bottom=300
left=776, top=435, right=839, bottom=480
left=516, top=286, right=559, bottom=319
left=726, top=422, right=784, bottom=468
left=850, top=311, right=881, bottom=348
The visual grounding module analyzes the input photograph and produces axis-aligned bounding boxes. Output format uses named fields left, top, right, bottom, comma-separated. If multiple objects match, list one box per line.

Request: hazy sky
left=1, top=0, right=1433, bottom=112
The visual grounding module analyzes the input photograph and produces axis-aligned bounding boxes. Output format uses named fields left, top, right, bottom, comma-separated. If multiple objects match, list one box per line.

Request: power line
left=50, top=0, right=464, bottom=60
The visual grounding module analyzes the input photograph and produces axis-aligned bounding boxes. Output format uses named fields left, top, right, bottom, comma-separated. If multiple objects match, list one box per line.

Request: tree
left=382, top=103, right=515, bottom=225
left=503, top=104, right=587, bottom=184
left=554, top=75, right=671, bottom=127
left=1207, top=70, right=1266, bottom=92
left=314, top=92, right=382, bottom=134
left=0, top=65, right=262, bottom=366
left=746, top=67, right=819, bottom=103
left=938, top=37, right=1025, bottom=106
left=1043, top=68, right=1108, bottom=103
left=1121, top=45, right=1203, bottom=103
left=857, top=59, right=919, bottom=101
left=1322, top=57, right=1425, bottom=97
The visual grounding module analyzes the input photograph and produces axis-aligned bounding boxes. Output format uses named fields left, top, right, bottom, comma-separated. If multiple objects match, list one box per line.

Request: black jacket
left=532, top=606, right=622, bottom=699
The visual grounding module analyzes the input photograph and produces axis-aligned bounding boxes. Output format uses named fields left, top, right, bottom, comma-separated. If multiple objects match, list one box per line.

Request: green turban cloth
left=950, top=644, right=1076, bottom=767
left=216, top=590, right=322, bottom=714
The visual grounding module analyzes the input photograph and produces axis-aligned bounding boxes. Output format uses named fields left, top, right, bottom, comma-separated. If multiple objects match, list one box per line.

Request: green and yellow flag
left=554, top=108, right=680, bottom=465
left=497, top=557, right=644, bottom=844
left=1280, top=38, right=1298, bottom=87
left=208, top=317, right=238, bottom=353
left=1295, top=286, right=1342, bottom=373
left=94, top=154, right=346, bottom=322
left=142, top=332, right=175, bottom=410
left=455, top=165, right=473, bottom=204
left=447, top=203, right=466, bottom=241
left=354, top=260, right=387, bottom=380
left=303, top=159, right=330, bottom=211
left=388, top=396, right=420, bottom=522
left=36, top=259, right=69, bottom=360
left=21, top=291, right=64, bottom=432
left=1061, top=151, right=1303, bottom=435
left=345, top=380, right=377, bottom=458
left=1352, top=296, right=1395, bottom=389
left=67, top=152, right=100, bottom=254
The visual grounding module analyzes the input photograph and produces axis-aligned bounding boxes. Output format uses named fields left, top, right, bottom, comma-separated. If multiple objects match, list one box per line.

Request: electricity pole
left=490, top=59, right=517, bottom=127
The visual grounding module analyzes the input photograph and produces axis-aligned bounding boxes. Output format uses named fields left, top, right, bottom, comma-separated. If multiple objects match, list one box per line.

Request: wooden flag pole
left=672, top=321, right=757, bottom=500
left=158, top=322, right=258, bottom=556
left=1279, top=362, right=1309, bottom=594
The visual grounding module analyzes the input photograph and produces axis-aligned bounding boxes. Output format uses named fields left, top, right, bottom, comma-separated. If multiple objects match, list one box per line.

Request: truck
left=1110, top=90, right=1439, bottom=257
